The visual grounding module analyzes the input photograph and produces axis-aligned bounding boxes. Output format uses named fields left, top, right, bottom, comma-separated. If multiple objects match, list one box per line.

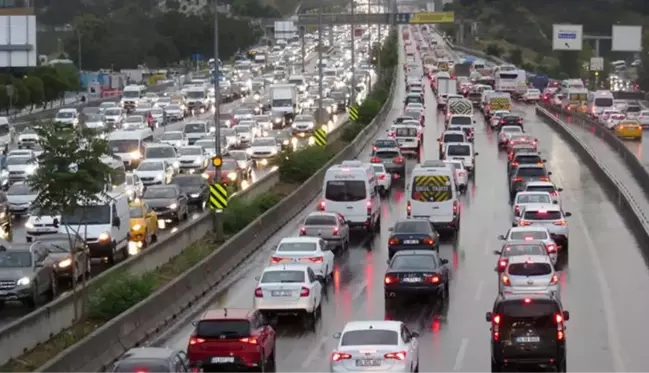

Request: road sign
left=211, top=155, right=222, bottom=168
left=209, top=183, right=229, bottom=210
left=314, top=127, right=327, bottom=147
left=612, top=25, right=642, bottom=52
left=394, top=13, right=411, bottom=24
left=552, top=24, right=583, bottom=51
left=347, top=105, right=359, bottom=121
left=409, top=12, right=454, bottom=24
left=297, top=13, right=389, bottom=25
left=590, top=57, right=604, bottom=71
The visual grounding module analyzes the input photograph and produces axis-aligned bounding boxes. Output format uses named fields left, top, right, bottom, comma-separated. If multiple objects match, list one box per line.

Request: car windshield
left=6, top=156, right=31, bottom=165
left=171, top=176, right=202, bottom=186
left=524, top=210, right=562, bottom=220
left=395, top=127, right=418, bottom=137
left=526, top=185, right=556, bottom=193
left=167, top=105, right=182, bottom=111
left=86, top=114, right=102, bottom=122
left=234, top=108, right=252, bottom=115
left=375, top=150, right=399, bottom=159
left=450, top=117, right=472, bottom=125
left=185, top=123, right=206, bottom=133
left=179, top=147, right=202, bottom=156
left=234, top=125, right=250, bottom=133
left=406, top=111, right=421, bottom=119
left=500, top=299, right=559, bottom=319
left=325, top=180, right=366, bottom=202
left=510, top=230, right=549, bottom=240
left=137, top=162, right=163, bottom=171
left=374, top=139, right=397, bottom=148
left=277, top=242, right=317, bottom=252
left=447, top=145, right=471, bottom=156
left=63, top=205, right=110, bottom=225
left=502, top=244, right=547, bottom=257
left=146, top=147, right=175, bottom=158
left=341, top=330, right=398, bottom=346
left=187, top=91, right=205, bottom=98
left=516, top=167, right=546, bottom=177
left=516, top=193, right=551, bottom=204
left=304, top=215, right=336, bottom=226
left=126, top=116, right=144, bottom=123
left=144, top=187, right=177, bottom=199
left=515, top=155, right=541, bottom=164
left=104, top=108, right=121, bottom=116
left=196, top=320, right=250, bottom=339
left=252, top=138, right=276, bottom=147
left=508, top=262, right=552, bottom=276
left=0, top=251, right=31, bottom=268
left=391, top=255, right=436, bottom=269
left=222, top=128, right=236, bottom=137
left=160, top=132, right=183, bottom=141
left=109, top=140, right=139, bottom=153
left=261, top=270, right=305, bottom=283
left=56, top=111, right=75, bottom=118
left=443, top=133, right=464, bottom=142
left=8, top=183, right=34, bottom=195
left=394, top=220, right=430, bottom=233
left=150, top=109, right=163, bottom=115
left=129, top=206, right=144, bottom=218
left=372, top=165, right=385, bottom=173
left=217, top=159, right=237, bottom=171
left=196, top=141, right=215, bottom=149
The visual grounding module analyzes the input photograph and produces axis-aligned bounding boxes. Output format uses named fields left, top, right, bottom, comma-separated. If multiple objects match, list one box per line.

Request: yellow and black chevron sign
left=347, top=105, right=359, bottom=121
left=314, top=127, right=327, bottom=147
left=209, top=183, right=229, bottom=210
left=412, top=175, right=452, bottom=202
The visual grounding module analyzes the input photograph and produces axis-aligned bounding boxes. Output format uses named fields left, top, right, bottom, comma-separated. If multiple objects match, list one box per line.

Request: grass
left=474, top=38, right=558, bottom=68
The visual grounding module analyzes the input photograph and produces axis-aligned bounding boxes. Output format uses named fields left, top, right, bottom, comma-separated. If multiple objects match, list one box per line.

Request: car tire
left=556, top=358, right=567, bottom=372
left=266, top=348, right=277, bottom=372
left=491, top=360, right=501, bottom=372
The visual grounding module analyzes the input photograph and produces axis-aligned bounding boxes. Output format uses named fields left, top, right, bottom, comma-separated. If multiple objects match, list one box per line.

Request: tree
left=557, top=51, right=580, bottom=77
left=486, top=44, right=502, bottom=58
left=509, top=48, right=523, bottom=66
left=23, top=77, right=45, bottom=110
left=27, top=122, right=114, bottom=320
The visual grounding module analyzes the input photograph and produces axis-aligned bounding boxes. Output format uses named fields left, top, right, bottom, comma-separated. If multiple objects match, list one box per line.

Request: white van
left=58, top=192, right=130, bottom=264
left=101, top=155, right=127, bottom=192
left=107, top=127, right=154, bottom=169
left=288, top=75, right=307, bottom=93
left=444, top=142, right=477, bottom=172
left=320, top=160, right=381, bottom=233
left=406, top=160, right=460, bottom=234
left=120, top=85, right=147, bottom=109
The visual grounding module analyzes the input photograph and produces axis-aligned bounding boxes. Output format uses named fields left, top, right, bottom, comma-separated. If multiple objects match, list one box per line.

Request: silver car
left=511, top=192, right=554, bottom=226
left=494, top=239, right=556, bottom=270
left=499, top=255, right=560, bottom=298
left=518, top=204, right=571, bottom=250
left=299, top=212, right=350, bottom=252
left=7, top=182, right=37, bottom=216
left=499, top=226, right=559, bottom=262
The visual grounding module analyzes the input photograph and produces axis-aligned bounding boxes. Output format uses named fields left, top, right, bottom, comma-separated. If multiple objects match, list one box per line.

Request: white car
left=522, top=181, right=562, bottom=205
left=123, top=115, right=147, bottom=129
left=517, top=204, right=571, bottom=250
left=253, top=264, right=322, bottom=323
left=444, top=160, right=467, bottom=192
left=144, top=143, right=180, bottom=171
left=498, top=125, right=524, bottom=146
left=154, top=97, right=172, bottom=108
left=605, top=113, right=626, bottom=129
left=125, top=172, right=144, bottom=200
left=98, top=101, right=117, bottom=113
left=84, top=114, right=105, bottom=130
left=292, top=114, right=316, bottom=135
left=176, top=145, right=208, bottom=173
left=269, top=237, right=334, bottom=281
left=499, top=226, right=559, bottom=262
left=233, top=124, right=254, bottom=144
left=598, top=109, right=621, bottom=123
left=370, top=163, right=392, bottom=196
left=54, top=108, right=79, bottom=127
left=158, top=131, right=187, bottom=149
left=522, top=88, right=541, bottom=102
left=511, top=191, right=555, bottom=225
left=25, top=208, right=60, bottom=242
left=638, top=110, right=649, bottom=128
left=7, top=182, right=37, bottom=216
left=498, top=255, right=560, bottom=297
left=134, top=159, right=174, bottom=186
left=103, top=108, right=124, bottom=127
left=194, top=139, right=217, bottom=157
left=5, top=154, right=37, bottom=185
left=164, top=104, right=185, bottom=121
left=17, top=128, right=39, bottom=149
left=247, top=137, right=280, bottom=167
left=330, top=321, right=420, bottom=373
left=221, top=128, right=240, bottom=149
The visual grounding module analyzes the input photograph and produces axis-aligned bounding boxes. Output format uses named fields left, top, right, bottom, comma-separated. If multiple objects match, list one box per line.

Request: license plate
left=516, top=336, right=540, bottom=343
left=271, top=290, right=292, bottom=297
left=404, top=240, right=419, bottom=244
left=402, top=277, right=422, bottom=283
left=356, top=359, right=381, bottom=367
left=453, top=157, right=464, bottom=161
left=34, top=227, right=51, bottom=232
left=211, top=357, right=235, bottom=363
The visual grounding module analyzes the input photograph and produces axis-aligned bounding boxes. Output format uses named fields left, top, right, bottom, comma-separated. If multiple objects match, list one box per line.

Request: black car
left=508, top=152, right=545, bottom=176
left=142, top=185, right=189, bottom=223
left=486, top=292, right=569, bottom=372
left=384, top=250, right=450, bottom=304
left=370, top=149, right=405, bottom=176
left=509, top=164, right=551, bottom=201
left=387, top=219, right=439, bottom=258
left=498, top=115, right=524, bottom=129
left=170, top=174, right=208, bottom=209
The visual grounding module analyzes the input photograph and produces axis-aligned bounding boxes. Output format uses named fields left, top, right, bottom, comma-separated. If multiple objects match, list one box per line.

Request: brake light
left=513, top=177, right=523, bottom=182
left=393, top=156, right=405, bottom=163
left=549, top=275, right=559, bottom=285
left=384, top=275, right=399, bottom=284
left=384, top=351, right=407, bottom=360
left=388, top=237, right=400, bottom=246
left=553, top=220, right=567, bottom=226
left=458, top=172, right=465, bottom=177
left=555, top=313, right=563, bottom=324
left=453, top=200, right=458, bottom=215
left=318, top=200, right=325, bottom=211
left=549, top=191, right=558, bottom=196
left=370, top=156, right=382, bottom=163
left=388, top=131, right=395, bottom=137
left=511, top=161, right=519, bottom=167
left=372, top=146, right=377, bottom=151
left=518, top=120, right=523, bottom=124
left=546, top=244, right=557, bottom=253
left=332, top=227, right=339, bottom=236
left=500, top=119, right=505, bottom=124
left=425, top=274, right=440, bottom=283
left=406, top=201, right=411, bottom=217
left=189, top=337, right=206, bottom=345
left=239, top=337, right=258, bottom=344
left=540, top=177, right=550, bottom=182
left=270, top=256, right=282, bottom=263
left=519, top=220, right=531, bottom=226
left=514, top=205, right=520, bottom=216
left=492, top=313, right=500, bottom=341
left=254, top=287, right=263, bottom=297
left=332, top=352, right=352, bottom=361
left=497, top=259, right=508, bottom=271
left=300, top=227, right=306, bottom=235
left=308, top=256, right=324, bottom=263
left=366, top=200, right=372, bottom=216
left=300, top=286, right=310, bottom=297
left=423, top=236, right=435, bottom=245
left=501, top=275, right=510, bottom=285
left=378, top=174, right=386, bottom=180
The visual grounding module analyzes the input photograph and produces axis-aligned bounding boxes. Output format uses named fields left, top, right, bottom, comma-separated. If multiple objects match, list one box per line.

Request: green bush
left=221, top=192, right=282, bottom=234
left=486, top=44, right=502, bottom=57
left=278, top=146, right=332, bottom=184
left=253, top=193, right=282, bottom=213
left=342, top=122, right=365, bottom=143
left=88, top=273, right=157, bottom=321
left=357, top=99, right=383, bottom=125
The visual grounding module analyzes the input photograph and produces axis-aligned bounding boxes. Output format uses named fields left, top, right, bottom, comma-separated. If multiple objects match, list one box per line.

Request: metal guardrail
left=38, top=47, right=399, bottom=372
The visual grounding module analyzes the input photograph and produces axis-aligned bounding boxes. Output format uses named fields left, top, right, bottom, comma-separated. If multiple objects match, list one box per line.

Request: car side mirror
left=563, top=310, right=570, bottom=321
left=473, top=120, right=476, bottom=123
left=543, top=159, right=547, bottom=162
left=492, top=250, right=501, bottom=255
left=485, top=312, right=493, bottom=322
left=113, top=217, right=121, bottom=227
left=497, top=234, right=506, bottom=240
left=547, top=171, right=552, bottom=175
left=440, top=258, right=448, bottom=265
left=557, top=188, right=563, bottom=192
left=474, top=152, right=479, bottom=156
left=564, top=212, right=572, bottom=217
left=333, top=332, right=341, bottom=339
left=410, top=331, right=421, bottom=338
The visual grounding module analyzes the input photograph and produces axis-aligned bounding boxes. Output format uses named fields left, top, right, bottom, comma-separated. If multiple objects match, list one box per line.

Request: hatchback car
left=498, top=255, right=559, bottom=297
left=299, top=211, right=350, bottom=252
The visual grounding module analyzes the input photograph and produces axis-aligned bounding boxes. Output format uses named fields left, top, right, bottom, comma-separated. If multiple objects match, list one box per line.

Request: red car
left=187, top=308, right=276, bottom=371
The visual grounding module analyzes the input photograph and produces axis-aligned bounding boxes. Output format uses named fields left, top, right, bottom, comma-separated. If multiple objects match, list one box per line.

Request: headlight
left=228, top=172, right=237, bottom=181
left=201, top=173, right=209, bottom=179
left=130, top=150, right=142, bottom=159
left=225, top=120, right=231, bottom=126
left=173, top=161, right=180, bottom=168
left=195, top=157, right=203, bottom=164
left=168, top=203, right=178, bottom=209
left=25, top=165, right=36, bottom=174
left=274, top=118, right=282, bottom=123
left=0, top=170, right=7, bottom=177
left=98, top=232, right=110, bottom=241
left=132, top=224, right=142, bottom=231
left=283, top=139, right=289, bottom=145
left=254, top=94, right=260, bottom=101
left=57, top=258, right=72, bottom=268
left=190, top=193, right=200, bottom=198
left=24, top=222, right=34, bottom=229
left=270, top=148, right=278, bottom=154
left=16, top=277, right=30, bottom=286
left=155, top=174, right=163, bottom=181
left=246, top=148, right=253, bottom=155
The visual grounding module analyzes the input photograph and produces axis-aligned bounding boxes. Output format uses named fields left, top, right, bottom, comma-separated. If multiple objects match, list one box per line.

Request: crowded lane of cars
left=127, top=26, right=649, bottom=373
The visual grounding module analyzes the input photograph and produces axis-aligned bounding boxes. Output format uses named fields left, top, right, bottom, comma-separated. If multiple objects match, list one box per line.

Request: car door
left=337, top=214, right=349, bottom=241
left=307, top=268, right=321, bottom=303
left=401, top=324, right=418, bottom=366
left=318, top=239, right=334, bottom=274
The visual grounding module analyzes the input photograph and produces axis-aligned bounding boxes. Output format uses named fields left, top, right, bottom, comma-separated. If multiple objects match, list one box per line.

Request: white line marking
left=483, top=240, right=493, bottom=255
left=453, top=337, right=469, bottom=371
left=301, top=336, right=329, bottom=368
left=351, top=283, right=367, bottom=301
left=474, top=280, right=483, bottom=301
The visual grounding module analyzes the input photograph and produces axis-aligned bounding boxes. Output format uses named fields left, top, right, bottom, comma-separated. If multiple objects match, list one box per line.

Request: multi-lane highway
left=145, top=30, right=649, bottom=372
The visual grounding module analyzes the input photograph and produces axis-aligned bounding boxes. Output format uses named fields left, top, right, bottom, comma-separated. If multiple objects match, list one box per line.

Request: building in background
left=0, top=0, right=37, bottom=67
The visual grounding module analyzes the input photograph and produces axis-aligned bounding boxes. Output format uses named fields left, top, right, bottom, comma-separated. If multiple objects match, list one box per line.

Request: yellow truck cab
left=128, top=199, right=159, bottom=251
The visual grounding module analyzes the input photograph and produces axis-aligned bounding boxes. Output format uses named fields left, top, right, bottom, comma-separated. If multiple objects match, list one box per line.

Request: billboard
left=612, top=25, right=642, bottom=52
left=552, top=24, right=583, bottom=51
left=274, top=21, right=297, bottom=40
left=0, top=13, right=37, bottom=67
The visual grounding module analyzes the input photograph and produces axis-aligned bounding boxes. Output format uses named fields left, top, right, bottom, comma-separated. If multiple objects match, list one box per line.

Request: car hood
left=8, top=194, right=35, bottom=204
left=0, top=268, right=33, bottom=281
left=135, top=170, right=164, bottom=179
left=178, top=185, right=202, bottom=194
left=250, top=146, right=277, bottom=153
left=143, top=198, right=176, bottom=208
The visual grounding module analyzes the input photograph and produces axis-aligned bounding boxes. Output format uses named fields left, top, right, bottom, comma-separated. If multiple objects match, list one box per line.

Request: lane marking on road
left=301, top=336, right=329, bottom=369
left=473, top=280, right=483, bottom=301
left=453, top=337, right=469, bottom=371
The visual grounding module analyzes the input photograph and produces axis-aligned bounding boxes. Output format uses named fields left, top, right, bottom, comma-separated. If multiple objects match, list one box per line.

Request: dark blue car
left=387, top=219, right=439, bottom=259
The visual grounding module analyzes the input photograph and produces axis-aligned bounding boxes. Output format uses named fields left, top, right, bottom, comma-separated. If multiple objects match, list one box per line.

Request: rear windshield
left=113, top=360, right=170, bottom=372
left=392, top=255, right=437, bottom=269
left=341, top=330, right=398, bottom=346
left=325, top=180, right=366, bottom=202
left=304, top=216, right=336, bottom=225
left=523, top=211, right=562, bottom=220
left=261, top=270, right=305, bottom=283
left=375, top=151, right=399, bottom=158
left=526, top=185, right=556, bottom=193
left=447, top=145, right=471, bottom=156
left=516, top=194, right=551, bottom=204
left=277, top=242, right=317, bottom=252
left=508, top=262, right=552, bottom=276
left=394, top=220, right=430, bottom=233
left=396, top=127, right=418, bottom=137
left=502, top=244, right=547, bottom=257
left=499, top=300, right=560, bottom=318
left=510, top=231, right=549, bottom=240
left=516, top=155, right=541, bottom=164
left=196, top=320, right=250, bottom=338
left=374, top=139, right=397, bottom=147
left=450, top=117, right=472, bottom=125
left=516, top=167, right=546, bottom=177
left=627, top=106, right=641, bottom=112
left=411, top=175, right=452, bottom=202
left=443, top=134, right=464, bottom=143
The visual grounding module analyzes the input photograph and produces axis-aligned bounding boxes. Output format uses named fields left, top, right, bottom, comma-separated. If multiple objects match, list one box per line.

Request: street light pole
left=350, top=0, right=356, bottom=106
left=76, top=29, right=82, bottom=71
left=317, top=0, right=324, bottom=113
left=212, top=1, right=224, bottom=241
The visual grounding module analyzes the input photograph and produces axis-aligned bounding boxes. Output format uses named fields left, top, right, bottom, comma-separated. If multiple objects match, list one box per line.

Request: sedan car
left=614, top=119, right=642, bottom=140
left=36, top=233, right=91, bottom=284
left=387, top=219, right=440, bottom=258
left=7, top=182, right=36, bottom=216
left=134, top=159, right=174, bottom=186
left=170, top=174, right=208, bottom=209
left=158, top=131, right=187, bottom=149
left=299, top=211, right=350, bottom=253
left=269, top=237, right=334, bottom=281
left=511, top=191, right=555, bottom=225
left=493, top=240, right=554, bottom=272
left=142, top=185, right=189, bottom=223
left=128, top=200, right=159, bottom=248
left=371, top=163, right=392, bottom=196
left=384, top=250, right=450, bottom=305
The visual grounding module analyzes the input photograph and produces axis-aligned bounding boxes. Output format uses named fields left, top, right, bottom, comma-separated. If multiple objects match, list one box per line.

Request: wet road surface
left=152, top=32, right=649, bottom=372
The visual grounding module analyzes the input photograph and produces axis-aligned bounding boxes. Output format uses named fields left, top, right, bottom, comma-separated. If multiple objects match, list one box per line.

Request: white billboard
left=274, top=21, right=297, bottom=40
left=612, top=25, right=642, bottom=52
left=552, top=24, right=583, bottom=51
left=0, top=15, right=37, bottom=67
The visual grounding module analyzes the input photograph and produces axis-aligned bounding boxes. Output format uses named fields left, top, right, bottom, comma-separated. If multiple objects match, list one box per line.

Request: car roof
left=442, top=130, right=465, bottom=135
left=497, top=291, right=558, bottom=303
left=342, top=320, right=402, bottom=333
left=278, top=236, right=320, bottom=243
left=200, top=307, right=255, bottom=320
left=522, top=203, right=560, bottom=212
left=262, top=263, right=310, bottom=272
left=525, top=181, right=553, bottom=186
left=516, top=164, right=544, bottom=168
left=507, top=255, right=553, bottom=264
left=509, top=226, right=550, bottom=233
left=123, top=347, right=176, bottom=360
left=306, top=211, right=339, bottom=219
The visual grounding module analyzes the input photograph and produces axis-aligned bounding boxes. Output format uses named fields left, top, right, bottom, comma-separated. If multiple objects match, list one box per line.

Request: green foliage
left=88, top=272, right=156, bottom=321
left=222, top=193, right=282, bottom=234
left=231, top=0, right=281, bottom=18
left=509, top=48, right=523, bottom=66
left=486, top=44, right=502, bottom=58
left=27, top=121, right=114, bottom=218
left=342, top=122, right=365, bottom=143
left=0, top=67, right=80, bottom=114
left=278, top=146, right=333, bottom=184
left=357, top=99, right=382, bottom=125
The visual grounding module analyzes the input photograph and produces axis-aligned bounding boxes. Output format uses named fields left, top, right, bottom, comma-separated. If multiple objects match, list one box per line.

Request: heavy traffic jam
left=0, top=24, right=379, bottom=313
left=104, top=23, right=582, bottom=372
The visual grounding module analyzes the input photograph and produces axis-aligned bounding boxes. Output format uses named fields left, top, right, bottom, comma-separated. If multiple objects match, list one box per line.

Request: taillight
left=406, top=201, right=411, bottom=217
left=378, top=174, right=386, bottom=180
left=550, top=275, right=559, bottom=285
left=308, top=256, right=324, bottom=263
left=497, top=259, right=508, bottom=272
left=332, top=227, right=339, bottom=236
left=318, top=200, right=325, bottom=211
left=546, top=244, right=557, bottom=253
left=384, top=351, right=407, bottom=360
left=513, top=177, right=523, bottom=182
left=511, top=161, right=519, bottom=167
left=519, top=220, right=531, bottom=226
left=549, top=191, right=558, bottom=196
left=500, top=119, right=505, bottom=124
left=366, top=200, right=372, bottom=215
left=189, top=337, right=206, bottom=345
left=270, top=256, right=282, bottom=263
left=492, top=313, right=501, bottom=341
left=254, top=287, right=263, bottom=297
left=332, top=352, right=352, bottom=361
left=501, top=275, right=511, bottom=285
left=514, top=205, right=520, bottom=216
left=389, top=237, right=399, bottom=246
left=384, top=275, right=399, bottom=284
left=372, top=146, right=377, bottom=151
left=393, top=156, right=404, bottom=163
left=540, top=177, right=550, bottom=182
left=452, top=200, right=458, bottom=215
left=300, top=227, right=306, bottom=235
left=423, top=236, right=435, bottom=245
left=300, top=286, right=310, bottom=297
left=518, top=120, right=523, bottom=124
left=425, top=274, right=440, bottom=284
left=370, top=156, right=382, bottom=163
left=458, top=172, right=465, bottom=177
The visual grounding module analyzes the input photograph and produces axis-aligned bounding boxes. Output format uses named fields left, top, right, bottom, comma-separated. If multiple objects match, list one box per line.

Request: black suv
left=486, top=293, right=569, bottom=372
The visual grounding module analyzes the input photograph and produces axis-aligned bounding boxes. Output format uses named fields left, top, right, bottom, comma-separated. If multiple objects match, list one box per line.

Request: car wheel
left=491, top=360, right=501, bottom=372
left=266, top=348, right=276, bottom=372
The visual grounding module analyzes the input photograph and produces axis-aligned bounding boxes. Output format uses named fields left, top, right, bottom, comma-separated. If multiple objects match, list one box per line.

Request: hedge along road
left=450, top=45, right=649, bottom=370
left=148, top=31, right=649, bottom=372
left=0, top=56, right=334, bottom=327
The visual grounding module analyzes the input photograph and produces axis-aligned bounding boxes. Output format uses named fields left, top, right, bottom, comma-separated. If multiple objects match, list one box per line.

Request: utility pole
left=377, top=0, right=381, bottom=75
left=212, top=1, right=224, bottom=241
left=350, top=0, right=356, bottom=106
left=76, top=29, right=82, bottom=71
left=300, top=26, right=306, bottom=72
left=317, top=0, right=324, bottom=113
